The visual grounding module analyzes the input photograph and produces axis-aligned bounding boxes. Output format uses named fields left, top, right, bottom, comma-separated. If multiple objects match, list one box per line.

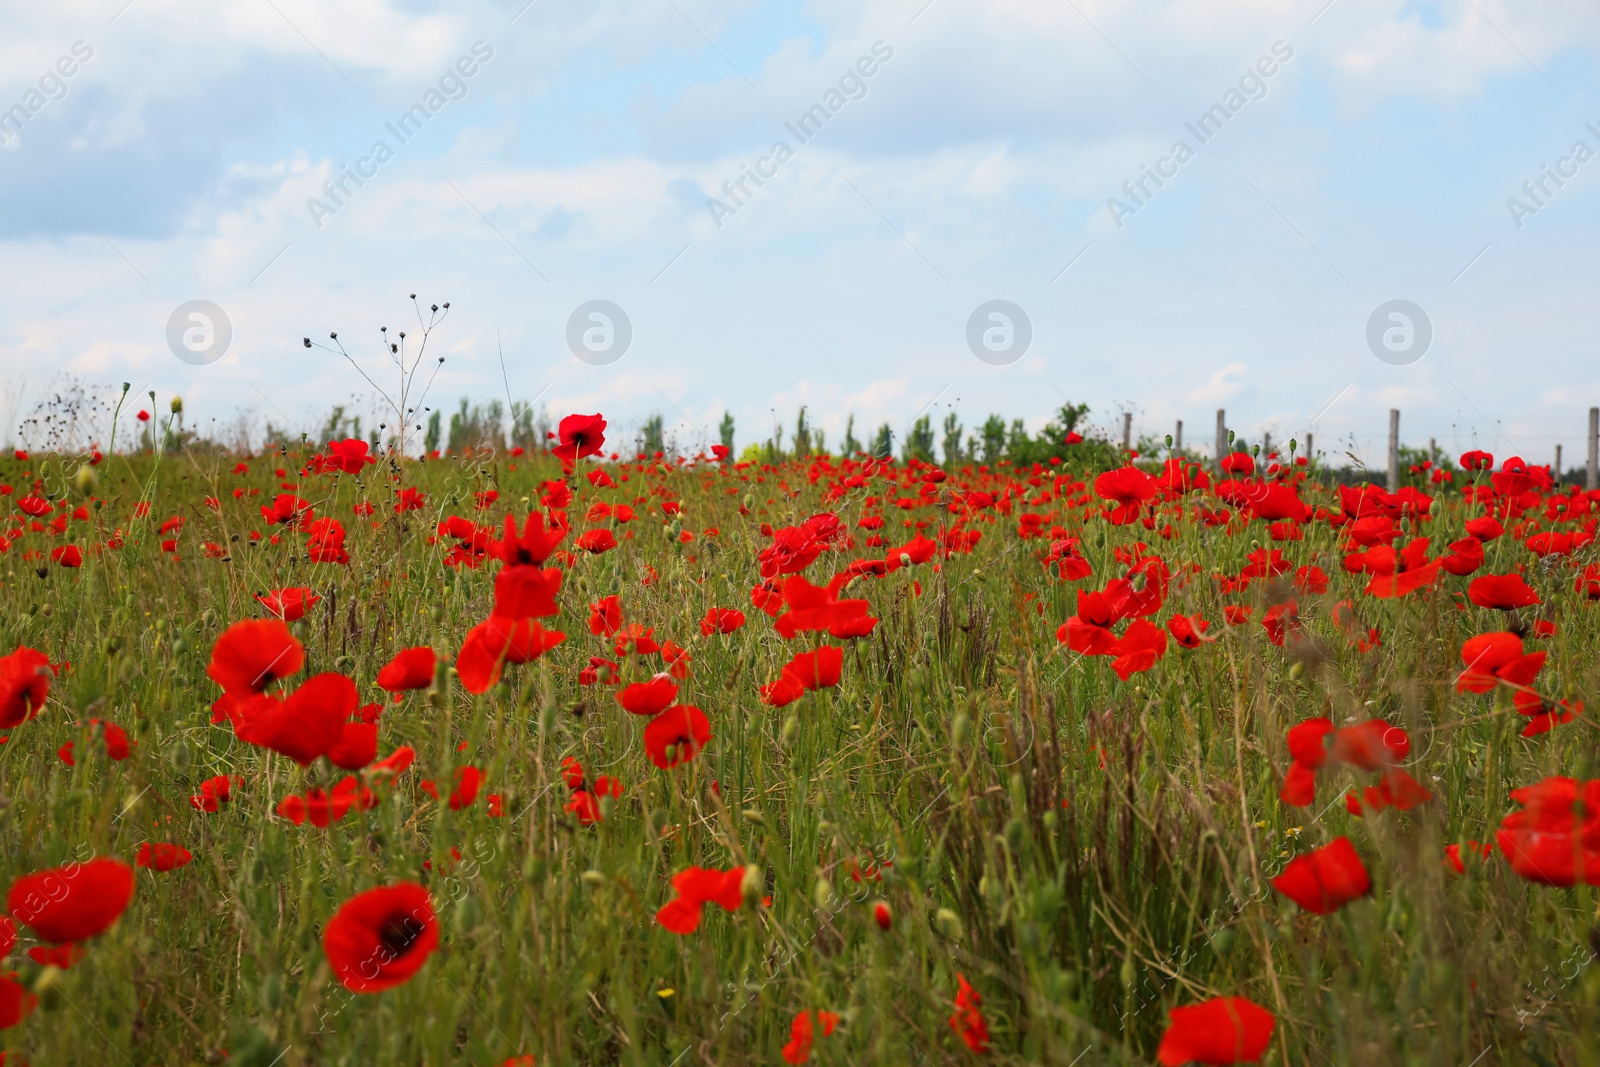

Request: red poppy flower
left=492, top=564, right=563, bottom=619
left=376, top=646, right=436, bottom=698
left=261, top=493, right=314, bottom=527
left=237, top=672, right=357, bottom=765
left=305, top=516, right=349, bottom=564
left=190, top=774, right=242, bottom=813
left=1496, top=777, right=1600, bottom=887
left=948, top=973, right=990, bottom=1053
left=327, top=721, right=379, bottom=770
left=564, top=776, right=623, bottom=825
left=760, top=674, right=807, bottom=707
left=700, top=607, right=746, bottom=636
left=456, top=618, right=566, bottom=694
left=0, top=652, right=46, bottom=735
left=781, top=1009, right=840, bottom=1065
left=588, top=595, right=623, bottom=636
left=135, top=843, right=193, bottom=872
left=8, top=858, right=136, bottom=944
left=1094, top=466, right=1158, bottom=524
left=643, top=704, right=711, bottom=769
left=0, top=975, right=38, bottom=1029
left=1110, top=618, right=1167, bottom=679
left=50, top=544, right=83, bottom=567
left=1058, top=589, right=1121, bottom=656
left=486, top=512, right=567, bottom=567
left=617, top=676, right=678, bottom=716
left=613, top=623, right=660, bottom=656
left=780, top=646, right=843, bottom=691
left=256, top=587, right=320, bottom=621
left=368, top=746, right=416, bottom=781
left=758, top=525, right=825, bottom=579
left=1456, top=632, right=1544, bottom=693
left=575, top=528, right=617, bottom=553
left=1270, top=837, right=1370, bottom=914
left=1438, top=536, right=1484, bottom=576
left=1344, top=767, right=1433, bottom=815
left=552, top=413, right=607, bottom=467
left=773, top=575, right=878, bottom=640
left=448, top=766, right=482, bottom=810
left=1168, top=614, right=1212, bottom=648
left=57, top=718, right=132, bottom=765
left=323, top=883, right=439, bottom=993
left=874, top=901, right=892, bottom=930
left=1460, top=450, right=1493, bottom=471
left=655, top=865, right=744, bottom=934
left=1157, top=996, right=1276, bottom=1065
left=207, top=619, right=304, bottom=695
left=1444, top=841, right=1493, bottom=876
left=323, top=438, right=373, bottom=474
left=1468, top=573, right=1541, bottom=610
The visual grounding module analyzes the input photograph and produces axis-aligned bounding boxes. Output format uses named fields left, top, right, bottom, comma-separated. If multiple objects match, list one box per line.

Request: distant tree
left=978, top=415, right=1007, bottom=466
left=424, top=410, right=441, bottom=454
left=718, top=412, right=735, bottom=458
left=941, top=412, right=963, bottom=467
left=903, top=415, right=935, bottom=463
left=794, top=407, right=812, bottom=459
left=842, top=415, right=861, bottom=457
left=871, top=422, right=893, bottom=459
left=639, top=414, right=665, bottom=457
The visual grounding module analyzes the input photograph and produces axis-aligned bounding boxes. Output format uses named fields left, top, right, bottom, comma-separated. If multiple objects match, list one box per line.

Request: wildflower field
left=2, top=407, right=1599, bottom=1066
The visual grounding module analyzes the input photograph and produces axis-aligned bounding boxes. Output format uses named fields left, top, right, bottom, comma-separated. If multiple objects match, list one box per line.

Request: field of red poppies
left=1, top=408, right=1598, bottom=1065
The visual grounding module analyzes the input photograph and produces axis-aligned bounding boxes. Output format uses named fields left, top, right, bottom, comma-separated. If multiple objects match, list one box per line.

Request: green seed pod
left=935, top=907, right=963, bottom=939
left=741, top=865, right=764, bottom=907
left=781, top=715, right=799, bottom=746
left=259, top=973, right=282, bottom=1012
left=951, top=712, right=971, bottom=750
left=814, top=876, right=834, bottom=910
left=455, top=894, right=480, bottom=933
left=73, top=464, right=98, bottom=496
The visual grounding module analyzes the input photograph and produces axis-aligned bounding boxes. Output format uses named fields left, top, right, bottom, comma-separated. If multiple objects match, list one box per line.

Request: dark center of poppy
left=379, top=912, right=424, bottom=958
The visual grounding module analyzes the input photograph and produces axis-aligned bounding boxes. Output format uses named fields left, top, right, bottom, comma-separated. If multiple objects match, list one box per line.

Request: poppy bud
left=814, top=876, right=835, bottom=909
left=741, top=864, right=763, bottom=907
left=73, top=464, right=98, bottom=495
left=951, top=712, right=971, bottom=750
left=580, top=869, right=607, bottom=887
left=170, top=396, right=183, bottom=414
left=935, top=907, right=962, bottom=938
left=455, top=894, right=480, bottom=933
left=259, top=973, right=282, bottom=1012
left=781, top=715, right=798, bottom=746
left=33, top=965, right=65, bottom=1008
left=873, top=901, right=892, bottom=930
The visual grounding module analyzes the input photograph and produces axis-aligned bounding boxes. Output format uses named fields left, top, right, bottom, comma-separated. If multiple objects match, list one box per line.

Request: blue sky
left=3, top=0, right=1599, bottom=468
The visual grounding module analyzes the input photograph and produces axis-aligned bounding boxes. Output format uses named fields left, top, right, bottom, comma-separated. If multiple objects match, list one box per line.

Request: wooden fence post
left=1387, top=409, right=1400, bottom=493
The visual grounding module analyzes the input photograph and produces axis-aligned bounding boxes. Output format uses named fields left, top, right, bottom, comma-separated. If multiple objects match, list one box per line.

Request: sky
left=3, top=0, right=1599, bottom=469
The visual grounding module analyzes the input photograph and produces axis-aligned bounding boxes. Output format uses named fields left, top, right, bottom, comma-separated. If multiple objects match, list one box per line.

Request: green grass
left=1, top=441, right=1598, bottom=1066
